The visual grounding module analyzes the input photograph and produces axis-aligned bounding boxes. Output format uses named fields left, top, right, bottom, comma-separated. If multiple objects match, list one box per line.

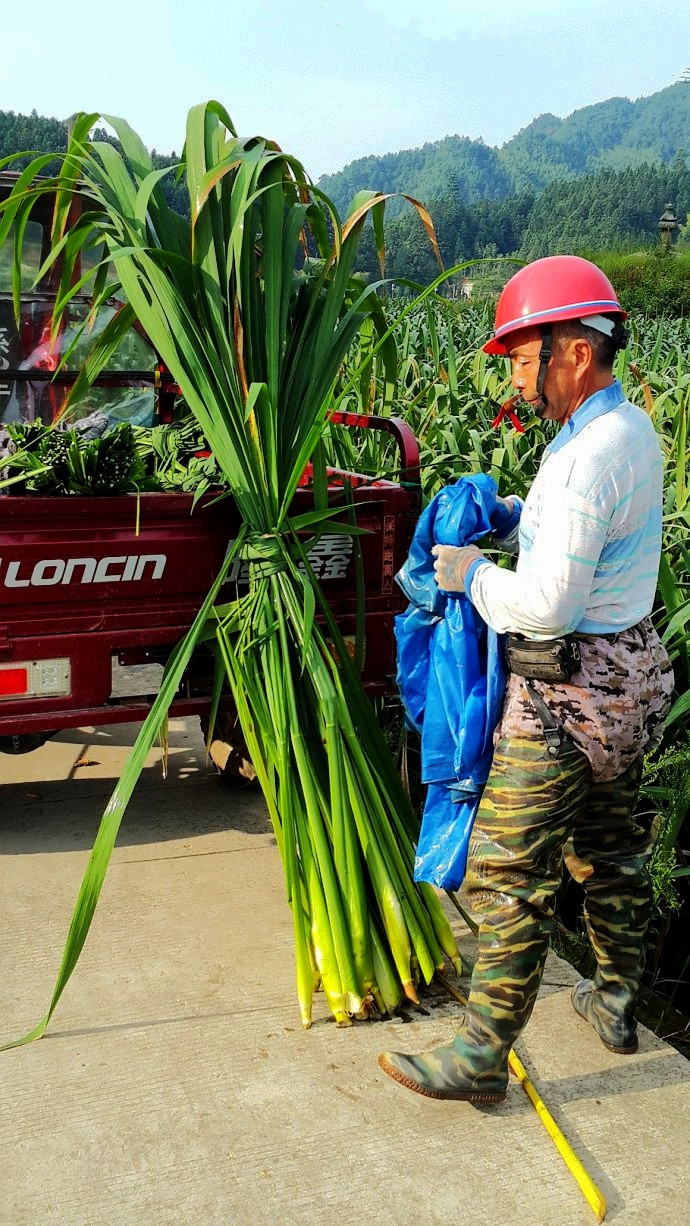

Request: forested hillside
left=321, top=83, right=690, bottom=208
left=0, top=110, right=66, bottom=160
left=351, top=157, right=690, bottom=291
left=2, top=92, right=689, bottom=296
left=318, top=135, right=511, bottom=218
left=518, top=157, right=690, bottom=257
left=499, top=84, right=690, bottom=189
left=0, top=109, right=188, bottom=215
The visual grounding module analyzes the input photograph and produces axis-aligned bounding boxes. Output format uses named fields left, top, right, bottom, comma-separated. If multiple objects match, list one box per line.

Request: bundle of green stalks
left=0, top=104, right=459, bottom=1045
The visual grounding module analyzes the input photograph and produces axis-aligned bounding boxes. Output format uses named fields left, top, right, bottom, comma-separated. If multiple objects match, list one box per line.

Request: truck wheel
left=0, top=732, right=56, bottom=754
left=199, top=708, right=258, bottom=786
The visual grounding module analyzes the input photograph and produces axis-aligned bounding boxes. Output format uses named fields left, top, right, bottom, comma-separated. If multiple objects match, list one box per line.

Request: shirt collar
left=544, top=380, right=626, bottom=456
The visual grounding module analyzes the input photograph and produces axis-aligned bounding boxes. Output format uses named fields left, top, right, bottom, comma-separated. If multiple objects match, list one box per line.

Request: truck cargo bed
left=0, top=481, right=418, bottom=741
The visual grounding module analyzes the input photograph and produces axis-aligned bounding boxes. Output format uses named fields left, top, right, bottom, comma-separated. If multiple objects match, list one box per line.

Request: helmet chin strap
left=492, top=324, right=554, bottom=430
left=533, top=325, right=552, bottom=418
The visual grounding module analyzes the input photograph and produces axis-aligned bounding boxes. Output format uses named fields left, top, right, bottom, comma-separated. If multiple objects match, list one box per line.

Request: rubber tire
left=199, top=707, right=258, bottom=786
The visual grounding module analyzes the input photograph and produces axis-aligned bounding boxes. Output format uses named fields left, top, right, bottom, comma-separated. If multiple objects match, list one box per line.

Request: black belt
left=573, top=630, right=621, bottom=642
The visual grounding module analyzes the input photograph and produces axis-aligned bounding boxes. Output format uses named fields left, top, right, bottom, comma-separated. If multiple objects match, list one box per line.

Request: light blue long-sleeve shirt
left=467, top=380, right=664, bottom=638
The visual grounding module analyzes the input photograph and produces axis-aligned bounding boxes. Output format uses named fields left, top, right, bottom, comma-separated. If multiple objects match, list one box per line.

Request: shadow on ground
left=0, top=722, right=272, bottom=853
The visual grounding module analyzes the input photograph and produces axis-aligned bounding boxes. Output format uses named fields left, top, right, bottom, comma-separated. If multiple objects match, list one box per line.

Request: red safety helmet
left=483, top=255, right=627, bottom=355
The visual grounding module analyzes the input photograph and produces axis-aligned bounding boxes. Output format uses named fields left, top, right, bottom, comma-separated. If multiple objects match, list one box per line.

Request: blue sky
left=1, top=1, right=685, bottom=178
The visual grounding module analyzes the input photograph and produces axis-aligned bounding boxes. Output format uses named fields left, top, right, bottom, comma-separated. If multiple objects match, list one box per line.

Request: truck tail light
left=0, top=659, right=71, bottom=700
left=0, top=667, right=28, bottom=697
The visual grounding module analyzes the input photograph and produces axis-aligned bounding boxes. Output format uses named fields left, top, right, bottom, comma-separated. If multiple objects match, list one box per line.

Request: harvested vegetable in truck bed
left=0, top=416, right=223, bottom=497
left=0, top=420, right=148, bottom=495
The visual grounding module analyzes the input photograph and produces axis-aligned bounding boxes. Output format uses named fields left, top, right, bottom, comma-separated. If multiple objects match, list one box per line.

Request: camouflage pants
left=459, top=732, right=650, bottom=1070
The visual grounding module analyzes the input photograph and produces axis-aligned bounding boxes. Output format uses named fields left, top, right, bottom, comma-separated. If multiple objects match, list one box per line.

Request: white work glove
left=490, top=495, right=519, bottom=537
left=431, top=544, right=485, bottom=594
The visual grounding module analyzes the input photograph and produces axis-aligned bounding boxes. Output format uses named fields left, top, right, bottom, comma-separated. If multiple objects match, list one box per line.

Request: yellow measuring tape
left=437, top=971, right=607, bottom=1222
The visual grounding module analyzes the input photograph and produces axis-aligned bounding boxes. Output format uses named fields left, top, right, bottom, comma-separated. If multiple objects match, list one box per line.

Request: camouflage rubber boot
left=571, top=979, right=638, bottom=1054
left=378, top=1015, right=509, bottom=1104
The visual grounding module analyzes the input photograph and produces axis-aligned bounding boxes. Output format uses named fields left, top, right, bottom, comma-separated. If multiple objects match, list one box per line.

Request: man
left=379, top=255, right=674, bottom=1104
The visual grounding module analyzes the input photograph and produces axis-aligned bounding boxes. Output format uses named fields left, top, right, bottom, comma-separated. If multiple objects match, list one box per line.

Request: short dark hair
left=554, top=315, right=625, bottom=370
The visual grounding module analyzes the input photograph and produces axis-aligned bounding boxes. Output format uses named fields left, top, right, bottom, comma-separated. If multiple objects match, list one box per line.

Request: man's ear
left=571, top=338, right=594, bottom=373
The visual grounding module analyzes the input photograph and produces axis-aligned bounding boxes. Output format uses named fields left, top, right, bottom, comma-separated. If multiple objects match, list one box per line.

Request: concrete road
left=1, top=719, right=689, bottom=1226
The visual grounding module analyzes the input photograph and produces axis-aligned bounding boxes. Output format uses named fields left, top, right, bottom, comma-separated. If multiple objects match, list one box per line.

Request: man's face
left=506, top=327, right=575, bottom=422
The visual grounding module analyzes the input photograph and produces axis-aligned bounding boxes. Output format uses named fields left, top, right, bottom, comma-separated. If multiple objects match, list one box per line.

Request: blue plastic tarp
left=395, top=474, right=506, bottom=890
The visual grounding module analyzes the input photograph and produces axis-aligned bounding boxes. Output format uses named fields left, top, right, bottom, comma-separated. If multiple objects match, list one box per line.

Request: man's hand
left=491, top=495, right=519, bottom=537
left=431, top=544, right=485, bottom=594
